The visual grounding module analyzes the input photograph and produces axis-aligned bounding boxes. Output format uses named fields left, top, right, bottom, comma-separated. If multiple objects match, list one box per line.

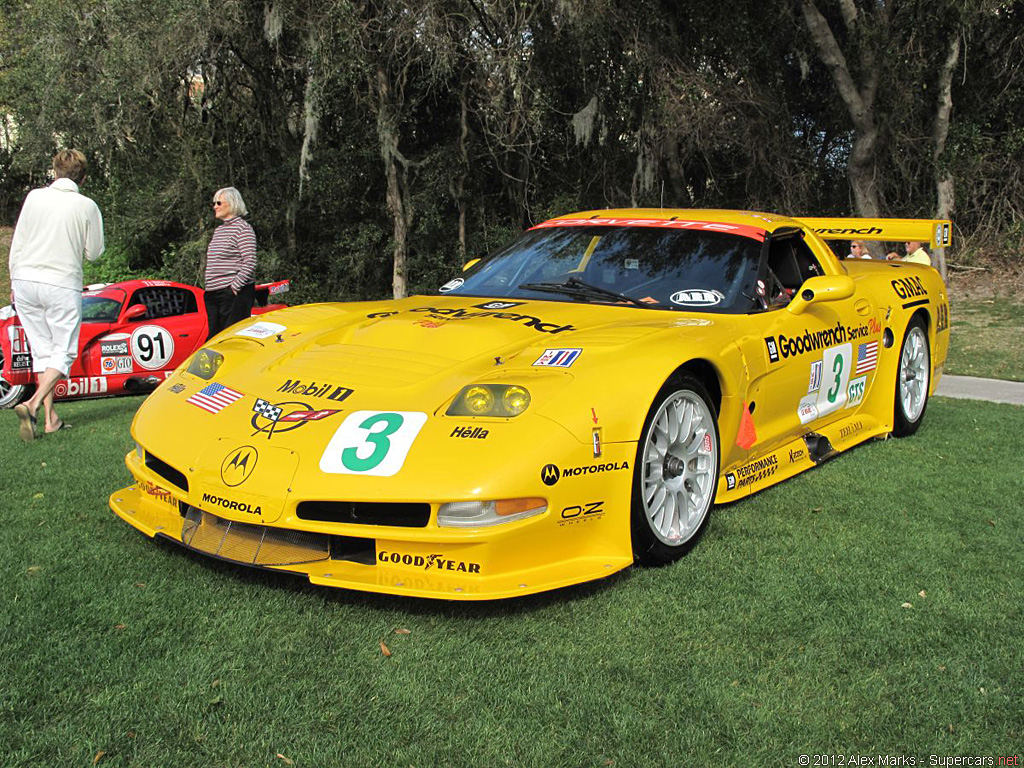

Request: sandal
left=46, top=420, right=72, bottom=434
left=15, top=403, right=38, bottom=442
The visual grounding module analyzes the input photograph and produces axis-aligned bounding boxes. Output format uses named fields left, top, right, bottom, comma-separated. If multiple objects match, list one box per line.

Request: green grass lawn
left=1, top=395, right=1021, bottom=766
left=946, top=296, right=1024, bottom=381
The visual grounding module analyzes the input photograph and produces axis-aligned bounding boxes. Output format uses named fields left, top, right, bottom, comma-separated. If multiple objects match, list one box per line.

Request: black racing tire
left=0, top=346, right=29, bottom=409
left=892, top=317, right=931, bottom=437
left=631, top=375, right=720, bottom=566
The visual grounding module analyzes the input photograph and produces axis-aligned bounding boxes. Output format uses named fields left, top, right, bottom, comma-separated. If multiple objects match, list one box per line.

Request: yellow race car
left=110, top=209, right=951, bottom=600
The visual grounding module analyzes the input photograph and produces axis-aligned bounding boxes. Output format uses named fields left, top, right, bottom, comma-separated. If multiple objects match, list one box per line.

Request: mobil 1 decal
left=796, top=343, right=852, bottom=425
left=131, top=325, right=175, bottom=370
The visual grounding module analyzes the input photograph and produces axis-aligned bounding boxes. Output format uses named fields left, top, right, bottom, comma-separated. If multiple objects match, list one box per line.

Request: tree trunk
left=377, top=67, right=411, bottom=299
left=932, top=36, right=960, bottom=282
left=800, top=0, right=884, bottom=223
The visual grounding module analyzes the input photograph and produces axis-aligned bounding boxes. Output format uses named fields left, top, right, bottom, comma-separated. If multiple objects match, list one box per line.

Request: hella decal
left=450, top=426, right=489, bottom=439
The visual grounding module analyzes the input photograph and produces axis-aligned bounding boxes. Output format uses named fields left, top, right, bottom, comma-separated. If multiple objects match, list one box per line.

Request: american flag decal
left=856, top=341, right=879, bottom=374
left=533, top=348, right=582, bottom=368
left=187, top=382, right=243, bottom=414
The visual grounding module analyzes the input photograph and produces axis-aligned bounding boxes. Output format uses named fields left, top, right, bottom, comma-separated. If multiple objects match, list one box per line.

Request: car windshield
left=439, top=225, right=762, bottom=313
left=82, top=296, right=123, bottom=323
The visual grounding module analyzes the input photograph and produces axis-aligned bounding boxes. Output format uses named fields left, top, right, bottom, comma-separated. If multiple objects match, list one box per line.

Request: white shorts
left=12, top=279, right=82, bottom=376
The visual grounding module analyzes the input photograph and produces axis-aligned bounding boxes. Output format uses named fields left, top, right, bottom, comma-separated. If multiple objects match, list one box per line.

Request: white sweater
left=9, top=178, right=105, bottom=290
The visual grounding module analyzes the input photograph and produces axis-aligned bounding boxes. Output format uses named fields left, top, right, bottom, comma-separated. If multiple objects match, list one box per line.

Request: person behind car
left=886, top=240, right=931, bottom=266
left=848, top=240, right=871, bottom=259
left=9, top=149, right=104, bottom=440
left=204, top=186, right=257, bottom=339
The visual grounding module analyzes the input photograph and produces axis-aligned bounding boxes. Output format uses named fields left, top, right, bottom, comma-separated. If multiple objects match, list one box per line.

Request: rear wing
left=796, top=218, right=952, bottom=248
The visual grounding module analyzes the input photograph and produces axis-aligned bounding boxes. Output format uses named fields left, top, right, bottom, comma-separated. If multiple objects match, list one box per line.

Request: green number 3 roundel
left=320, top=410, right=428, bottom=477
left=341, top=412, right=405, bottom=472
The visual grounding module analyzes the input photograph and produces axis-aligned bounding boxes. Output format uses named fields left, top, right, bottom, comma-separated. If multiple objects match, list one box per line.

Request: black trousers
left=205, top=283, right=256, bottom=340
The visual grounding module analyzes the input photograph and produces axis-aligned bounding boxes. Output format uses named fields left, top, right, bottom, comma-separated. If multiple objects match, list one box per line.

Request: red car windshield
left=82, top=291, right=125, bottom=323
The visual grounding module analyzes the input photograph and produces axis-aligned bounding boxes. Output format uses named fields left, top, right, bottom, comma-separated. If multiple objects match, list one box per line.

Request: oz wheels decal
left=320, top=411, right=427, bottom=476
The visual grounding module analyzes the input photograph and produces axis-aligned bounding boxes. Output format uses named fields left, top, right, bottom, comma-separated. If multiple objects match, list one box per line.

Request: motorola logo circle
left=540, top=464, right=560, bottom=486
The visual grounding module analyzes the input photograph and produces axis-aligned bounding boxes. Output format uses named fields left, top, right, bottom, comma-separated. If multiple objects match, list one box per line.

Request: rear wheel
left=0, top=347, right=28, bottom=409
left=631, top=376, right=720, bottom=565
left=893, top=318, right=930, bottom=436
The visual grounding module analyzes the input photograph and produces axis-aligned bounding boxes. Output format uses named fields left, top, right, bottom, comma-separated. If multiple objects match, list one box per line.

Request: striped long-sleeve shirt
left=205, top=217, right=256, bottom=291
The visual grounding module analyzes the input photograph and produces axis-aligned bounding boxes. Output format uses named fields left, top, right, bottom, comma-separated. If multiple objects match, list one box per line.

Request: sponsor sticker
left=539, top=461, right=629, bottom=486
left=798, top=396, right=818, bottom=425
left=378, top=551, right=481, bottom=574
left=221, top=446, right=259, bottom=487
left=131, top=325, right=174, bottom=370
left=670, top=289, right=723, bottom=307
left=450, top=426, right=489, bottom=439
left=100, top=337, right=130, bottom=356
left=808, top=360, right=823, bottom=393
left=319, top=411, right=428, bottom=476
left=235, top=321, right=288, bottom=339
left=439, top=278, right=464, bottom=292
left=278, top=379, right=353, bottom=402
left=846, top=375, right=867, bottom=408
left=187, top=383, right=244, bottom=414
left=559, top=501, right=605, bottom=527
left=765, top=337, right=780, bottom=364
left=855, top=342, right=878, bottom=374
left=533, top=348, right=582, bottom=368
left=54, top=377, right=108, bottom=398
left=474, top=301, right=525, bottom=310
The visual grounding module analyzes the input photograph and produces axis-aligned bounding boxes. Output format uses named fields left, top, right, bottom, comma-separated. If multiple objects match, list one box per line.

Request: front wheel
left=892, top=318, right=930, bottom=436
left=631, top=376, right=720, bottom=565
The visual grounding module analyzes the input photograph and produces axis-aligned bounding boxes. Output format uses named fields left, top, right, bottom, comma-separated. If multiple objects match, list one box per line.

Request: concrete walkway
left=936, top=374, right=1024, bottom=406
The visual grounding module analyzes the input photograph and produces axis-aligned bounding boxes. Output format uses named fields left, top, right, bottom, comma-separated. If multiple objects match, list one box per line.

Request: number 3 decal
left=320, top=411, right=428, bottom=476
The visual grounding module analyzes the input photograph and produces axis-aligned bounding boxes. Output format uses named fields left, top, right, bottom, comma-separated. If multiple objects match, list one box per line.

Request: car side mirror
left=462, top=258, right=481, bottom=272
left=124, top=303, right=148, bottom=321
left=785, top=275, right=855, bottom=316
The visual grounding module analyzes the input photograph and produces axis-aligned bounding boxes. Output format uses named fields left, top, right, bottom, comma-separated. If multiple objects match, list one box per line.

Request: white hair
left=215, top=186, right=248, bottom=217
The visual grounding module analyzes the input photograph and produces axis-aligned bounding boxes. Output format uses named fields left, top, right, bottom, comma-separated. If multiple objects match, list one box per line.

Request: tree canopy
left=2, top=0, right=1021, bottom=298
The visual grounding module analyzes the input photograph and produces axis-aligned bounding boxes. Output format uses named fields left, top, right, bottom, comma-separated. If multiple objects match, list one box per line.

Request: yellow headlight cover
left=186, top=348, right=224, bottom=380
left=446, top=384, right=531, bottom=417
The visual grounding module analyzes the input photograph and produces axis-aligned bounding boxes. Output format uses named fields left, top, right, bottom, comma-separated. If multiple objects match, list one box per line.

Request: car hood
left=220, top=295, right=718, bottom=391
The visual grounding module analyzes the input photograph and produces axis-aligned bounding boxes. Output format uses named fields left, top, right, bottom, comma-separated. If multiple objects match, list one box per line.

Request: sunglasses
left=213, top=201, right=225, bottom=207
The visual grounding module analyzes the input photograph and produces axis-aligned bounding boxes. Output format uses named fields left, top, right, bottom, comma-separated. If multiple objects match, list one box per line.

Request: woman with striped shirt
left=205, top=186, right=257, bottom=339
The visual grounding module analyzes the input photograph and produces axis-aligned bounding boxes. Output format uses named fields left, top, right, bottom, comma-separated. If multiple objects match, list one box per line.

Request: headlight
left=446, top=384, right=531, bottom=417
left=187, top=348, right=224, bottom=380
left=437, top=498, right=547, bottom=528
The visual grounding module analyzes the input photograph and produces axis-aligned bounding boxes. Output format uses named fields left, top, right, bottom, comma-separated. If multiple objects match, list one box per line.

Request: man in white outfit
left=9, top=149, right=104, bottom=440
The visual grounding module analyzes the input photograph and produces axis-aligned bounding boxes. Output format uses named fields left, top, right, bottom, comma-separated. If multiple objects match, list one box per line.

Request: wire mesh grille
left=181, top=506, right=330, bottom=566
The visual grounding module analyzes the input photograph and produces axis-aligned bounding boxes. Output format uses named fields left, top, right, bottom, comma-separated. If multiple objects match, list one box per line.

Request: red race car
left=0, top=278, right=289, bottom=408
